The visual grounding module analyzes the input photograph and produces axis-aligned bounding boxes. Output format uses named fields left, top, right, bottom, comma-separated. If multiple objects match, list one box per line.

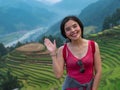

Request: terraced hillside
left=1, top=25, right=120, bottom=90
left=2, top=43, right=64, bottom=90
left=89, top=25, right=120, bottom=90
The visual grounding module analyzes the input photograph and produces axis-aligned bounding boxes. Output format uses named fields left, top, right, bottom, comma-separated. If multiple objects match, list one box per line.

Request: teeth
left=71, top=33, right=77, bottom=37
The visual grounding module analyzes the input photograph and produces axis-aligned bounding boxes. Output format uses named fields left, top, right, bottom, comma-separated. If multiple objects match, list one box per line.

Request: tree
left=39, top=35, right=64, bottom=48
left=102, top=8, right=120, bottom=30
left=102, top=16, right=111, bottom=30
left=0, top=70, right=23, bottom=90
left=15, top=41, right=23, bottom=48
left=0, top=43, right=7, bottom=56
left=55, top=36, right=64, bottom=47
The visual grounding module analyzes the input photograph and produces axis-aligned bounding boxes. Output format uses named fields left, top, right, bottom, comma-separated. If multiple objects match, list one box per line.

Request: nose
left=71, top=27, right=75, bottom=32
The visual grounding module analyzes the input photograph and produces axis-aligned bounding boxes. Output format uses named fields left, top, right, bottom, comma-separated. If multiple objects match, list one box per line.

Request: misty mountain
left=79, top=0, right=120, bottom=32
left=0, top=0, right=57, bottom=35
left=47, top=0, right=98, bottom=17
left=46, top=0, right=120, bottom=37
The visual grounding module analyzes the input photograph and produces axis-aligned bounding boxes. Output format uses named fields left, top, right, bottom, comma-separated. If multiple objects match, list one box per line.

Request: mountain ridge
left=0, top=0, right=57, bottom=35
left=46, top=0, right=120, bottom=37
left=79, top=0, right=120, bottom=32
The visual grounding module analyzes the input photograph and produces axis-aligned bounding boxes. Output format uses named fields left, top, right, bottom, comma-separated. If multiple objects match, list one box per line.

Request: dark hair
left=60, top=15, right=84, bottom=39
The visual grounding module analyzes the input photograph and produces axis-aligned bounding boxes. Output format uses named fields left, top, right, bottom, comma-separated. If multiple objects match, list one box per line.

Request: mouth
left=71, top=31, right=78, bottom=37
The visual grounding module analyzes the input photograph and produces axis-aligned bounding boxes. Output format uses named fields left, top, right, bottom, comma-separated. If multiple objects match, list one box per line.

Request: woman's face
left=64, top=20, right=82, bottom=40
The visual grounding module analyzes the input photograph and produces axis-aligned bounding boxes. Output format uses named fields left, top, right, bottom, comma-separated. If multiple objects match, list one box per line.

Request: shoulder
left=88, top=40, right=100, bottom=52
left=89, top=40, right=99, bottom=46
left=57, top=44, right=67, bottom=53
left=57, top=44, right=68, bottom=59
left=90, top=40, right=100, bottom=52
left=58, top=43, right=68, bottom=50
left=94, top=41, right=99, bottom=48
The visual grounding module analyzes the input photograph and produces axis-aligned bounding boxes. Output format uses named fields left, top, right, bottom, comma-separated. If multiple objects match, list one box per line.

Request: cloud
left=36, top=0, right=62, bottom=5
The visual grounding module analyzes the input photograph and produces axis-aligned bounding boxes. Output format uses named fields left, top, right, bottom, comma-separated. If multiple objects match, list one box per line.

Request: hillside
left=90, top=25, right=120, bottom=90
left=46, top=0, right=120, bottom=37
left=79, top=0, right=120, bottom=32
left=0, top=0, right=57, bottom=35
left=1, top=25, right=120, bottom=90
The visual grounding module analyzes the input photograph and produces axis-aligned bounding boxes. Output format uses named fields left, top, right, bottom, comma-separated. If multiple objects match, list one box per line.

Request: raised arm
left=44, top=38, right=65, bottom=78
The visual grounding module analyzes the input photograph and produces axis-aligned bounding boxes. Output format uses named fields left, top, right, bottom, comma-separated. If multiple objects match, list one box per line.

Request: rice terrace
left=1, top=25, right=120, bottom=90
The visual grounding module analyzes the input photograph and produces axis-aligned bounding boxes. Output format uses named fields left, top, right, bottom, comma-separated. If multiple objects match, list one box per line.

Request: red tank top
left=63, top=40, right=95, bottom=84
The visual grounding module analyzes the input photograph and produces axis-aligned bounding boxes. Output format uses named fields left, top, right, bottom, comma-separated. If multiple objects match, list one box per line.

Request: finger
left=54, top=40, right=56, bottom=47
left=44, top=38, right=53, bottom=47
left=44, top=38, right=49, bottom=46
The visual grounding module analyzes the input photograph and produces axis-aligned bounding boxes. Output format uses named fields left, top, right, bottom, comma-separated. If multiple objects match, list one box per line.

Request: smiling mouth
left=71, top=31, right=78, bottom=37
left=71, top=34, right=77, bottom=37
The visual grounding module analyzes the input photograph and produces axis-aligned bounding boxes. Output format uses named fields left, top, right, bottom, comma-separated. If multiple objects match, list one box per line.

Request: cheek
left=65, top=31, right=70, bottom=37
left=78, top=28, right=82, bottom=34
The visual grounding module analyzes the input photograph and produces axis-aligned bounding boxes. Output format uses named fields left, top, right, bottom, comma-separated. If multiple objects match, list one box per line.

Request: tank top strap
left=63, top=44, right=67, bottom=62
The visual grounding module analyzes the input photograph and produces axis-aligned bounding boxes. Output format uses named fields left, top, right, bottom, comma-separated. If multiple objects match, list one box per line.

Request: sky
left=36, top=0, right=98, bottom=5
left=36, top=0, right=62, bottom=5
left=35, top=0, right=99, bottom=17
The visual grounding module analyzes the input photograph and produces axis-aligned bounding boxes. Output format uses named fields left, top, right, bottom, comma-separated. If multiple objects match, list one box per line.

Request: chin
left=71, top=37, right=80, bottom=41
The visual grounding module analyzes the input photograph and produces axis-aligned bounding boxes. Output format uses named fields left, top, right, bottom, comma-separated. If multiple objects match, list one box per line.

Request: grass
left=0, top=25, right=120, bottom=90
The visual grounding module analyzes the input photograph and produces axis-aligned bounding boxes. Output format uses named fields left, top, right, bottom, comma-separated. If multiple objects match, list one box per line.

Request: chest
left=71, top=47, right=88, bottom=59
left=67, top=43, right=89, bottom=59
left=65, top=44, right=93, bottom=68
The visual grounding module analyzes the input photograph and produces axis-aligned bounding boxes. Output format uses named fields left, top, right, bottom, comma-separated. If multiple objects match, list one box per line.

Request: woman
left=44, top=15, right=102, bottom=90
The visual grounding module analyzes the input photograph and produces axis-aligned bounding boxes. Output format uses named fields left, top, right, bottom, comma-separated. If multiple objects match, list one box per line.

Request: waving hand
left=44, top=38, right=57, bottom=54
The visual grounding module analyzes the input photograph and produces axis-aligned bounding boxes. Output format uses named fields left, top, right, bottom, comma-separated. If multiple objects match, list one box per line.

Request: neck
left=70, top=38, right=84, bottom=47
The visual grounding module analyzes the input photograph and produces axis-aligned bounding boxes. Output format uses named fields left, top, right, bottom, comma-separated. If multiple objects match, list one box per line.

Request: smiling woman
left=44, top=15, right=102, bottom=90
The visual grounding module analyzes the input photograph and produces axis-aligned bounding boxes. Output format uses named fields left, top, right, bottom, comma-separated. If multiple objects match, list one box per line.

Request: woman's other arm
left=92, top=42, right=102, bottom=90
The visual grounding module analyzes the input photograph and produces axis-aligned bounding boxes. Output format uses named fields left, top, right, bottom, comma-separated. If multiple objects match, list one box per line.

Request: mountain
left=51, top=0, right=98, bottom=16
left=0, top=0, right=100, bottom=46
left=3, top=24, right=120, bottom=90
left=46, top=0, right=120, bottom=37
left=0, top=0, right=57, bottom=35
left=78, top=0, right=120, bottom=32
left=0, top=0, right=99, bottom=35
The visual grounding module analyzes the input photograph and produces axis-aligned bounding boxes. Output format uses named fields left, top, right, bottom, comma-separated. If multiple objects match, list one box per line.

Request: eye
left=72, top=24, right=78, bottom=28
left=65, top=27, right=71, bottom=31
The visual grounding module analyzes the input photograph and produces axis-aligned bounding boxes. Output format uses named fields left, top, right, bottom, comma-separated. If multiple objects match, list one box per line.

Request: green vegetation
left=0, top=70, right=23, bottom=90
left=1, top=48, right=64, bottom=90
left=0, top=25, right=120, bottom=90
left=0, top=43, right=7, bottom=57
left=39, top=35, right=63, bottom=48
left=102, top=8, right=120, bottom=30
left=84, top=25, right=97, bottom=35
left=88, top=25, right=120, bottom=90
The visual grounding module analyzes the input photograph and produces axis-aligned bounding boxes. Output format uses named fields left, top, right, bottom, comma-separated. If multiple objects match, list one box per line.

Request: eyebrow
left=66, top=22, right=77, bottom=27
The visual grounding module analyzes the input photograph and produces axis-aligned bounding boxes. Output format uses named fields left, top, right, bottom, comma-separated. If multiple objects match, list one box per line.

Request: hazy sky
left=36, top=0, right=62, bottom=5
left=36, top=0, right=98, bottom=5
left=34, top=0, right=99, bottom=20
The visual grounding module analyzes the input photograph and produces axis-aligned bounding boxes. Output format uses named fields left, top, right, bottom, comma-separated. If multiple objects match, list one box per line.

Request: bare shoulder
left=94, top=41, right=99, bottom=48
left=57, top=45, right=65, bottom=55
left=58, top=45, right=64, bottom=51
left=93, top=41, right=100, bottom=53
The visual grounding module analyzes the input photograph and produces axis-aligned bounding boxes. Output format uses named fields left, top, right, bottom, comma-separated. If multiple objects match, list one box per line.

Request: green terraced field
left=3, top=53, right=63, bottom=90
left=1, top=25, right=120, bottom=90
left=89, top=25, right=120, bottom=90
